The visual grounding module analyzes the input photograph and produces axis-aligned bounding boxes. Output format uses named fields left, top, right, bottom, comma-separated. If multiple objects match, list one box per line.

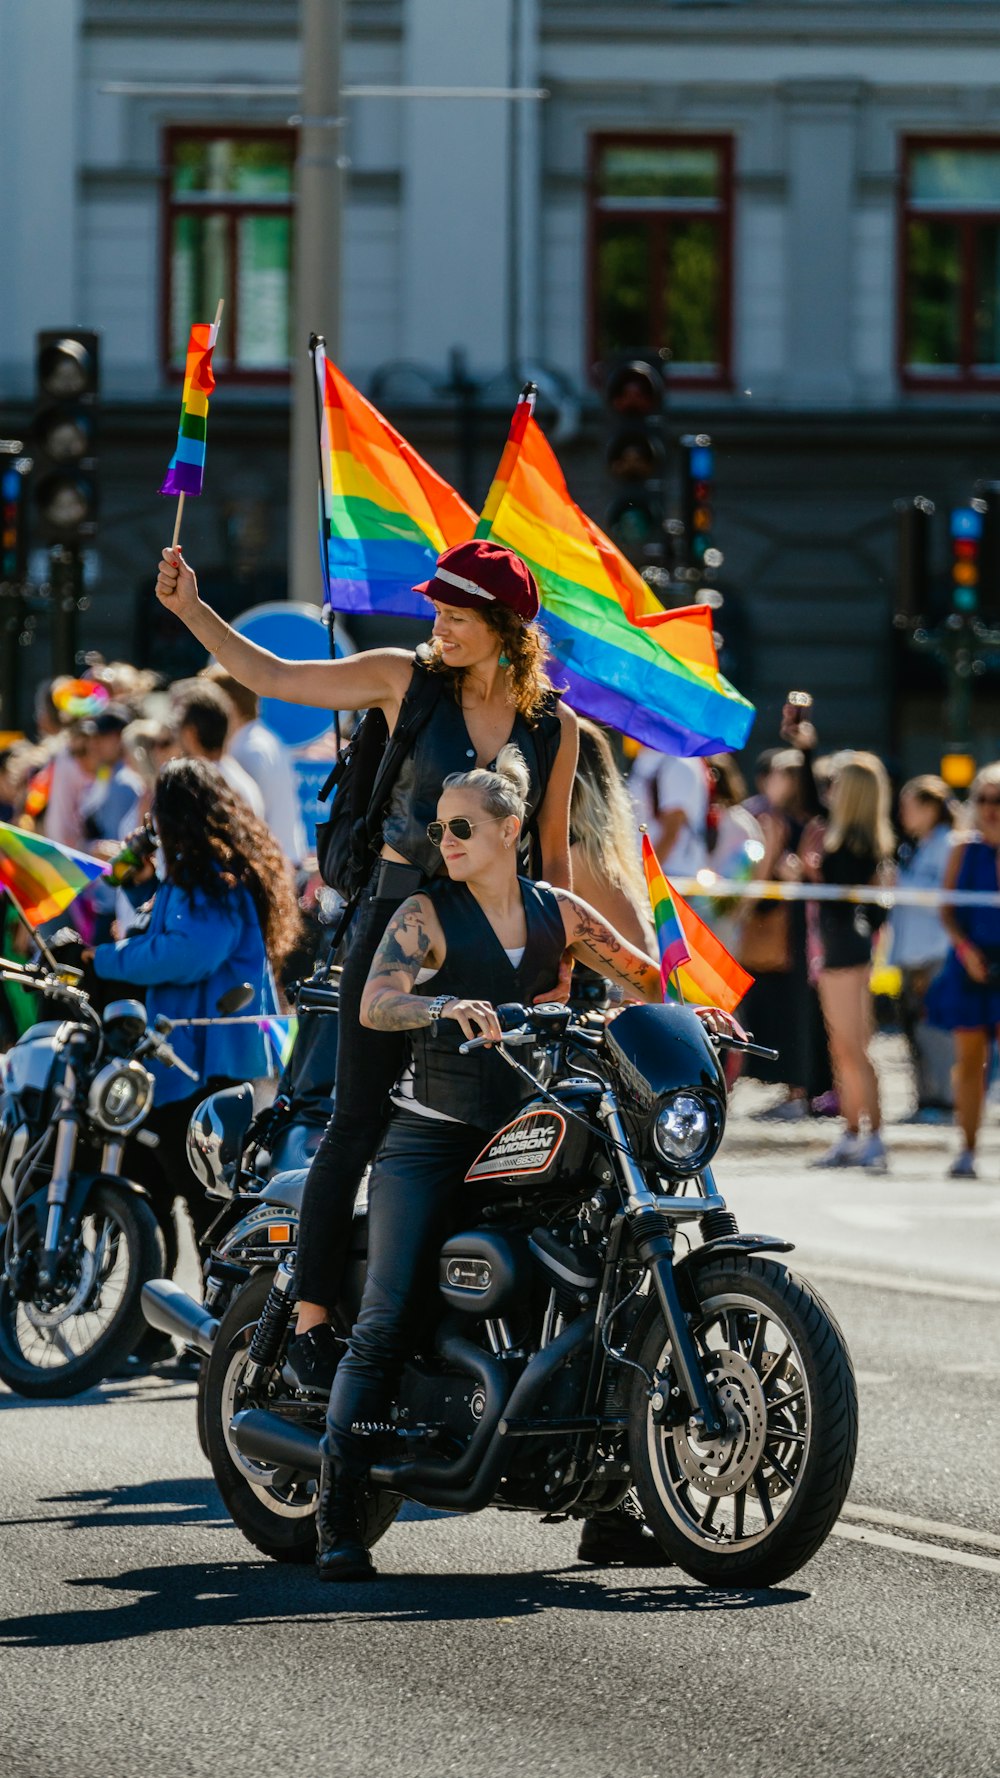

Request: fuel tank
left=463, top=1083, right=602, bottom=1202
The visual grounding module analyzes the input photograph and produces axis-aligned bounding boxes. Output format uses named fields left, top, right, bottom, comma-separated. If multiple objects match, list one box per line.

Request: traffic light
left=603, top=360, right=666, bottom=567
left=32, top=330, right=99, bottom=547
left=894, top=495, right=935, bottom=621
left=0, top=446, right=30, bottom=585
left=679, top=433, right=715, bottom=582
left=950, top=501, right=984, bottom=614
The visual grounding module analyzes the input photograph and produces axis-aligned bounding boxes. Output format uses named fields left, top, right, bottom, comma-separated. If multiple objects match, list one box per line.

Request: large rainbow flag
left=0, top=823, right=106, bottom=930
left=642, top=834, right=752, bottom=1014
left=314, top=339, right=474, bottom=616
left=159, top=318, right=220, bottom=498
left=476, top=389, right=755, bottom=756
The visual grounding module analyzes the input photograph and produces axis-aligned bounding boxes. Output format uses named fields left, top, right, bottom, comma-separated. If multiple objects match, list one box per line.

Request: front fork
left=603, top=1099, right=726, bottom=1441
left=38, top=1110, right=80, bottom=1289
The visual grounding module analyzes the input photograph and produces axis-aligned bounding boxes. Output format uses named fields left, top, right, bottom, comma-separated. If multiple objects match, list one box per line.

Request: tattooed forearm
left=558, top=891, right=662, bottom=1003
left=363, top=984, right=436, bottom=1032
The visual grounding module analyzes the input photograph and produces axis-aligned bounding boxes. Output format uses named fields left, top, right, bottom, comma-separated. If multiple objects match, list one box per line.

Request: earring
left=499, top=652, right=511, bottom=669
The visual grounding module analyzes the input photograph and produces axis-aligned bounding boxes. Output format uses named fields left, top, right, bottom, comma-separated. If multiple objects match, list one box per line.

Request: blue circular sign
left=230, top=604, right=349, bottom=747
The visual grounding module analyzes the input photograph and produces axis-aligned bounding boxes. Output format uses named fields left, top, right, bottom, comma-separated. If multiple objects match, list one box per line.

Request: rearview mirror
left=217, top=983, right=254, bottom=1017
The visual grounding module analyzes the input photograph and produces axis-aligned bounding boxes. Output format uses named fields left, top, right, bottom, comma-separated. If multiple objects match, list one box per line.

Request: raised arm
left=155, top=548, right=413, bottom=715
left=533, top=704, right=578, bottom=890
left=555, top=888, right=662, bottom=1004
left=359, top=896, right=502, bottom=1041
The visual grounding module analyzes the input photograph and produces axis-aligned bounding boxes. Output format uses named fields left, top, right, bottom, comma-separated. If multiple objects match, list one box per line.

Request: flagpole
left=170, top=298, right=224, bottom=552
left=3, top=886, right=60, bottom=974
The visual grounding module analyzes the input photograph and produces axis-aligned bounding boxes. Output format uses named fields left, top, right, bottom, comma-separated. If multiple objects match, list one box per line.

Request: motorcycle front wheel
left=204, top=1268, right=401, bottom=1565
left=628, top=1255, right=858, bottom=1588
left=0, top=1183, right=165, bottom=1398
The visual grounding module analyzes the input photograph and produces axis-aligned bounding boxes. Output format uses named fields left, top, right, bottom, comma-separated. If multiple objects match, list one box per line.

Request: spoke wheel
left=628, top=1256, right=857, bottom=1588
left=203, top=1268, right=401, bottom=1565
left=0, top=1185, right=164, bottom=1398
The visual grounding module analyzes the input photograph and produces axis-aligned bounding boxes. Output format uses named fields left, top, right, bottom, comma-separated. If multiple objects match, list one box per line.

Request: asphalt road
left=2, top=1066, right=998, bottom=1778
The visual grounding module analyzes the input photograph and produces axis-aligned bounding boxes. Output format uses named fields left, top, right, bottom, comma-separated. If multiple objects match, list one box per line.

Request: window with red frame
left=591, top=136, right=732, bottom=384
left=164, top=130, right=295, bottom=379
left=902, top=140, right=1000, bottom=387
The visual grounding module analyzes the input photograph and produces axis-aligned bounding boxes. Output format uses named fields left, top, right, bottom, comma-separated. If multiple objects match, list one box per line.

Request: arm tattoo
left=363, top=899, right=438, bottom=1031
left=557, top=890, right=661, bottom=1001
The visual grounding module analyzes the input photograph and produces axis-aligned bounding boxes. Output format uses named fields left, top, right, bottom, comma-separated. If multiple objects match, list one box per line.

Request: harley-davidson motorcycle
left=147, top=998, right=858, bottom=1588
left=0, top=957, right=194, bottom=1396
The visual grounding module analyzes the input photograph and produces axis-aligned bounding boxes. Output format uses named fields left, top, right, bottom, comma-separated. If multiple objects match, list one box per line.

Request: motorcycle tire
left=628, top=1255, right=858, bottom=1589
left=0, top=1183, right=166, bottom=1399
left=204, top=1268, right=402, bottom=1565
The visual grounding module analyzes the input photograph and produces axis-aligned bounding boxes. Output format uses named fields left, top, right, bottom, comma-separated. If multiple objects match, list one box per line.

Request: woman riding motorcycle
left=315, top=746, right=733, bottom=1582
left=154, top=539, right=578, bottom=1390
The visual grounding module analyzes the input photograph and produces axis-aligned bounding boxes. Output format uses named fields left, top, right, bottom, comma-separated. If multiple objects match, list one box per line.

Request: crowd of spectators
left=3, top=661, right=997, bottom=1179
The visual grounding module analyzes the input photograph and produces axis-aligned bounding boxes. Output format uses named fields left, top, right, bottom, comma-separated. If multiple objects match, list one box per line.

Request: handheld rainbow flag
left=0, top=822, right=106, bottom=930
left=641, top=833, right=753, bottom=1014
left=314, top=339, right=474, bottom=617
left=159, top=306, right=223, bottom=503
left=476, top=388, right=755, bottom=756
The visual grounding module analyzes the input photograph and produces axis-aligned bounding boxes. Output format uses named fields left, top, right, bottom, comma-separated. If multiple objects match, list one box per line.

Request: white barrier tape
left=669, top=876, right=1000, bottom=910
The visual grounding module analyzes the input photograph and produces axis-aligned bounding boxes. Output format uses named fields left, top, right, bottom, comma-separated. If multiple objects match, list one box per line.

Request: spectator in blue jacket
left=89, top=758, right=301, bottom=1266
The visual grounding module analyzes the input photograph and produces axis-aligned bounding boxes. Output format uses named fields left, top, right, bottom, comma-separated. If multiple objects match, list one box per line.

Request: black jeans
left=323, top=1112, right=485, bottom=1475
left=295, top=872, right=419, bottom=1310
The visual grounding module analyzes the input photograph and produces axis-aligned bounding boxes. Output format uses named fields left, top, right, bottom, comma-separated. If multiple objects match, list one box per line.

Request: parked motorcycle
left=151, top=997, right=858, bottom=1587
left=0, top=957, right=196, bottom=1396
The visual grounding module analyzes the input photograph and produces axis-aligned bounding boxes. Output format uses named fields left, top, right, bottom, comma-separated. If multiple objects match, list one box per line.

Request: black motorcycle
left=178, top=998, right=857, bottom=1588
left=0, top=958, right=199, bottom=1396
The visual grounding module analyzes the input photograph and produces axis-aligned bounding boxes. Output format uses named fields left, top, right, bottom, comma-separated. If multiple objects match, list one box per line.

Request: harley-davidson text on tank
left=465, top=1110, right=567, bottom=1181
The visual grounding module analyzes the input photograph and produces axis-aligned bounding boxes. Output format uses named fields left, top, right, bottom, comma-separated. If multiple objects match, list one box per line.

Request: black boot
left=577, top=1505, right=672, bottom=1567
left=315, top=1459, right=376, bottom=1583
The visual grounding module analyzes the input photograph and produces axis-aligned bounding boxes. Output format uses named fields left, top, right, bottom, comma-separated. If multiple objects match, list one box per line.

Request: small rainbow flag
left=642, top=834, right=753, bottom=1014
left=475, top=389, right=755, bottom=756
left=261, top=1014, right=299, bottom=1071
left=315, top=340, right=474, bottom=616
left=159, top=318, right=220, bottom=499
left=0, top=822, right=106, bottom=929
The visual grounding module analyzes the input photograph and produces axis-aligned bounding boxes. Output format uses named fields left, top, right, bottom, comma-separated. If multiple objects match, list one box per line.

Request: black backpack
left=314, top=660, right=445, bottom=901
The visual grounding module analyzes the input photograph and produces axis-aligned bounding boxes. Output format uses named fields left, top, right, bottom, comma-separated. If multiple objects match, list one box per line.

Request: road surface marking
left=802, top=1263, right=1000, bottom=1305
left=842, top=1503, right=1000, bottom=1555
left=832, top=1523, right=1000, bottom=1577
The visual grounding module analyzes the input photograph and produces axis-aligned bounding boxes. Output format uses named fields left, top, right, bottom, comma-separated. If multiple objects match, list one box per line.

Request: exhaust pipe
left=141, top=1279, right=219, bottom=1357
left=230, top=1407, right=323, bottom=1474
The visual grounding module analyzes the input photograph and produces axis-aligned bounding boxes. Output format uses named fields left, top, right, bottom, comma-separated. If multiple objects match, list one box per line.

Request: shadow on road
left=0, top=1476, right=225, bottom=1534
left=0, top=1556, right=808, bottom=1649
left=0, top=1376, right=197, bottom=1412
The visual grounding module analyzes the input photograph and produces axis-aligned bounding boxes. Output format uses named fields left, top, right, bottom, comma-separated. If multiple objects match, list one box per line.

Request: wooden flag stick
left=170, top=298, right=224, bottom=553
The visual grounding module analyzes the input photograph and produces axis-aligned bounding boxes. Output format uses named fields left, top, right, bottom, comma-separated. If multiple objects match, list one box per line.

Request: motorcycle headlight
left=87, top=1061, right=154, bottom=1136
left=652, top=1091, right=720, bottom=1173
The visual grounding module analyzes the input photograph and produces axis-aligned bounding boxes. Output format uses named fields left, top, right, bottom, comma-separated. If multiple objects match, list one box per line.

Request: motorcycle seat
left=260, top=1169, right=309, bottom=1213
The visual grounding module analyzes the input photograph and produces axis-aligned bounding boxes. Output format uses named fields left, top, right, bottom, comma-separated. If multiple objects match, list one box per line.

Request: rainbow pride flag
left=159, top=319, right=220, bottom=498
left=475, top=389, right=755, bottom=756
left=642, top=833, right=753, bottom=1014
left=315, top=341, right=474, bottom=616
left=0, top=822, right=106, bottom=929
left=642, top=833, right=691, bottom=995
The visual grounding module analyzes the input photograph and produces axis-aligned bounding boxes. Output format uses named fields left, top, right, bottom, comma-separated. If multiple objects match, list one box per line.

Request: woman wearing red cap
left=155, top=539, right=578, bottom=1385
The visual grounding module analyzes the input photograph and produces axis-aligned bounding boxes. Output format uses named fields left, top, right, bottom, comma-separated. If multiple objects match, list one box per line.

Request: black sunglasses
left=426, top=815, right=506, bottom=846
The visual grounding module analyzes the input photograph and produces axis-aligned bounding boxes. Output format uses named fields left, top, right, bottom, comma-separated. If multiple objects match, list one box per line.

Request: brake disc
left=24, top=1249, right=97, bottom=1330
left=670, top=1348, right=768, bottom=1498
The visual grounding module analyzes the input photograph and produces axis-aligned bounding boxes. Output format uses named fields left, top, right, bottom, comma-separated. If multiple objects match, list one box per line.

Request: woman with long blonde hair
left=570, top=720, right=654, bottom=955
left=805, top=752, right=895, bottom=1171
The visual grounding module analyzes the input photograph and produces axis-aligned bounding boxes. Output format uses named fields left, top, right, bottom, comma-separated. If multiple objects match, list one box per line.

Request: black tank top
left=406, top=876, right=566, bottom=1129
left=381, top=677, right=560, bottom=880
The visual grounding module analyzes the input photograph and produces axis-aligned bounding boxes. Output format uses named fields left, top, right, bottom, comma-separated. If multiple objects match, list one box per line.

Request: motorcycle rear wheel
left=204, top=1268, right=401, bottom=1565
left=628, top=1256, right=857, bottom=1588
left=0, top=1184, right=165, bottom=1398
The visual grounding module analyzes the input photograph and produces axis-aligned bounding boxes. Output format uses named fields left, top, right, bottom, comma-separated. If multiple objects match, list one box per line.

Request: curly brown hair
left=424, top=603, right=557, bottom=722
left=152, top=758, right=302, bottom=965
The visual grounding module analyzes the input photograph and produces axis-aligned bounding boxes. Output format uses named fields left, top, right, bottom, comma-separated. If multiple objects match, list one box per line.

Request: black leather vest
left=408, top=877, right=566, bottom=1129
left=381, top=683, right=560, bottom=880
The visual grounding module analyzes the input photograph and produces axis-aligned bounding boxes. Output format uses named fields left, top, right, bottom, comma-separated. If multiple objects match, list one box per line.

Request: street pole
left=49, top=546, right=82, bottom=678
left=289, top=0, right=344, bottom=606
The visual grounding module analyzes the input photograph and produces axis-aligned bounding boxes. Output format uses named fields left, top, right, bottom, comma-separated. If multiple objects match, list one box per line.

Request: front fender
left=5, top=1172, right=153, bottom=1249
